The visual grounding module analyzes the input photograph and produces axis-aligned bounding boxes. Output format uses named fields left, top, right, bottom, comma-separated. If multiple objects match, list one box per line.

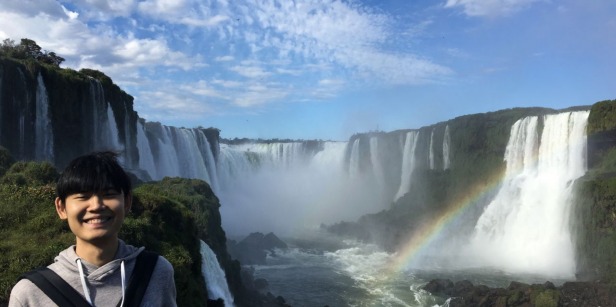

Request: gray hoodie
left=9, top=240, right=177, bottom=306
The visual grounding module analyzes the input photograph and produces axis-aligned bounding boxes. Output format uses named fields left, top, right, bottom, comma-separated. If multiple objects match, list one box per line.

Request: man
left=9, top=151, right=177, bottom=306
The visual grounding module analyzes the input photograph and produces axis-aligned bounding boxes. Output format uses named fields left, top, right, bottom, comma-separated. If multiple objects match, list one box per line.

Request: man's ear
left=55, top=197, right=68, bottom=220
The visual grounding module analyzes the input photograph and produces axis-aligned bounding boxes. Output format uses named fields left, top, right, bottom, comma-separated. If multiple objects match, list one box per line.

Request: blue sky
left=1, top=0, right=614, bottom=140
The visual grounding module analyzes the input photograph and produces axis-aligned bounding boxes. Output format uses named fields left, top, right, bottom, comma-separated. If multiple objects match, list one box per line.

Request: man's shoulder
left=152, top=253, right=174, bottom=273
left=9, top=274, right=52, bottom=306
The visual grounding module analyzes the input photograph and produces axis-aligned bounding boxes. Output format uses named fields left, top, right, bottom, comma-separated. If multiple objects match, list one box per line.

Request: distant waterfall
left=443, top=125, right=451, bottom=170
left=200, top=240, right=235, bottom=307
left=395, top=131, right=419, bottom=201
left=429, top=130, right=435, bottom=170
left=104, top=104, right=122, bottom=151
left=349, top=139, right=361, bottom=178
left=136, top=121, right=156, bottom=178
left=470, top=111, right=589, bottom=278
left=35, top=73, right=53, bottom=161
left=370, top=137, right=385, bottom=189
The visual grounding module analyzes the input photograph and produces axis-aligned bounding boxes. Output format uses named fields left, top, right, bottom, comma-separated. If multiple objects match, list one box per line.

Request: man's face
left=55, top=189, right=131, bottom=246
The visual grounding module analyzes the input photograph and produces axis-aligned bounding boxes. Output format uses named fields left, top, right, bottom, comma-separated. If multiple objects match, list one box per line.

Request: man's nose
left=87, top=194, right=105, bottom=210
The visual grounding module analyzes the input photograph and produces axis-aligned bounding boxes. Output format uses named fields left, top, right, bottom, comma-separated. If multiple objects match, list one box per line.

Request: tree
left=0, top=37, right=64, bottom=67
left=19, top=38, right=43, bottom=60
left=0, top=38, right=16, bottom=57
left=40, top=51, right=65, bottom=67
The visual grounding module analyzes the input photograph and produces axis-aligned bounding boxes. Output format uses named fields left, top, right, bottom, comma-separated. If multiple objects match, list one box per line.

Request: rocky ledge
left=423, top=279, right=616, bottom=307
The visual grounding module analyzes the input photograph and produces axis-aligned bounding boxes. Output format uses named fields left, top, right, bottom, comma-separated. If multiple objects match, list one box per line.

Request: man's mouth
left=84, top=217, right=112, bottom=224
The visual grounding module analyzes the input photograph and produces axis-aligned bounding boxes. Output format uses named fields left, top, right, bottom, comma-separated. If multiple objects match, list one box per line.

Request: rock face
left=0, top=58, right=220, bottom=181
left=573, top=100, right=616, bottom=283
left=228, top=232, right=288, bottom=265
left=423, top=278, right=616, bottom=307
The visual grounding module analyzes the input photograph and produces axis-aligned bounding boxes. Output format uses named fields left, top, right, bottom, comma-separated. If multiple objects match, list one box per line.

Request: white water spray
left=469, top=111, right=589, bottom=278
left=370, top=137, right=385, bottom=191
left=443, top=125, right=451, bottom=170
left=429, top=130, right=435, bottom=170
left=200, top=240, right=235, bottom=306
left=395, top=131, right=419, bottom=201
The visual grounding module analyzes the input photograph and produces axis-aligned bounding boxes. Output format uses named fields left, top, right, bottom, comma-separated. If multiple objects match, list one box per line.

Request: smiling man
left=9, top=151, right=177, bottom=306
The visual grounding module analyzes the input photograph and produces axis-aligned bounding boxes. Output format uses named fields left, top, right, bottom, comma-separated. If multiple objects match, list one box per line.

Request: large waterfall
left=468, top=111, right=589, bottom=278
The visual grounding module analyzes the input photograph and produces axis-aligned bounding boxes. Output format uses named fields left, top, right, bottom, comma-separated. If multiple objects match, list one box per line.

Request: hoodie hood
left=53, top=239, right=144, bottom=281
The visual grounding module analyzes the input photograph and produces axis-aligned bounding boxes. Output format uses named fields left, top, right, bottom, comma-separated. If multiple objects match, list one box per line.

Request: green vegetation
left=573, top=99, right=616, bottom=284
left=587, top=99, right=616, bottom=134
left=0, top=153, right=217, bottom=305
left=0, top=38, right=64, bottom=67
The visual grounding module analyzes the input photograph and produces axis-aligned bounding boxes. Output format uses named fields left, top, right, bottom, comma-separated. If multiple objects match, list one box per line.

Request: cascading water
left=35, top=73, right=53, bottom=161
left=395, top=131, right=419, bottom=201
left=369, top=136, right=385, bottom=192
left=469, top=111, right=589, bottom=278
left=443, top=125, right=451, bottom=170
left=348, top=139, right=361, bottom=178
left=200, top=240, right=235, bottom=307
left=196, top=130, right=219, bottom=192
left=136, top=121, right=156, bottom=179
left=429, top=130, right=435, bottom=170
left=104, top=104, right=122, bottom=151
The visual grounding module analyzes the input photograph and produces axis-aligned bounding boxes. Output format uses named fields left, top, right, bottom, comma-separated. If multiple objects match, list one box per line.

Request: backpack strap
left=121, top=250, right=159, bottom=307
left=20, top=268, right=91, bottom=307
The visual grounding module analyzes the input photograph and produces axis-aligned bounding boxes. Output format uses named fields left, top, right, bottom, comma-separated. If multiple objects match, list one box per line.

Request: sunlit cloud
left=136, top=88, right=216, bottom=122
left=229, top=65, right=271, bottom=79
left=444, top=0, right=543, bottom=17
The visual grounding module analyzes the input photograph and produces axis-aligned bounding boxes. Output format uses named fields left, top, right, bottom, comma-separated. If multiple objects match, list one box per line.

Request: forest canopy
left=0, top=38, right=64, bottom=67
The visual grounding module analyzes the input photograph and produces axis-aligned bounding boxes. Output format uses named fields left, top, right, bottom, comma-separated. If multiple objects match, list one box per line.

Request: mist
left=216, top=142, right=390, bottom=237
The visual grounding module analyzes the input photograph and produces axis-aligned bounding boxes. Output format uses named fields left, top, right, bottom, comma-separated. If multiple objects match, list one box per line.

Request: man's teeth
left=86, top=217, right=110, bottom=224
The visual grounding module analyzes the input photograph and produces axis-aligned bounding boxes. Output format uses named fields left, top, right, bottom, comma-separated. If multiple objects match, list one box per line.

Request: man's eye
left=104, top=190, right=120, bottom=197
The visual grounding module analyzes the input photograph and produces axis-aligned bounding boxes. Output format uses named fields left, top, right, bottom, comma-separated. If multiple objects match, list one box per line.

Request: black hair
left=56, top=151, right=132, bottom=202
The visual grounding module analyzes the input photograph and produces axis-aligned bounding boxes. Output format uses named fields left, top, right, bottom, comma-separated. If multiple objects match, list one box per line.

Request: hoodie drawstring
left=76, top=258, right=93, bottom=306
left=76, top=259, right=126, bottom=307
left=120, top=260, right=126, bottom=307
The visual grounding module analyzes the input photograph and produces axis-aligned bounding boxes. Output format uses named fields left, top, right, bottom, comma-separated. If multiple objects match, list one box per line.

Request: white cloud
left=214, top=0, right=450, bottom=85
left=231, top=84, right=289, bottom=108
left=214, top=55, right=234, bottom=62
left=444, top=0, right=543, bottom=17
left=136, top=88, right=215, bottom=122
left=0, top=0, right=67, bottom=18
left=180, top=15, right=229, bottom=27
left=212, top=79, right=242, bottom=88
left=229, top=65, right=271, bottom=79
left=65, top=0, right=137, bottom=19
left=180, top=80, right=225, bottom=98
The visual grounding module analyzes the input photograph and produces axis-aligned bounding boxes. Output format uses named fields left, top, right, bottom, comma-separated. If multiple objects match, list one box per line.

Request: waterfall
left=349, top=139, right=361, bottom=178
left=175, top=128, right=211, bottom=181
left=196, top=130, right=219, bottom=192
left=443, top=125, right=451, bottom=170
left=17, top=68, right=28, bottom=158
left=136, top=121, right=156, bottom=179
left=104, top=103, right=122, bottom=151
left=469, top=111, right=589, bottom=278
left=200, top=240, right=235, bottom=307
left=395, top=131, right=419, bottom=201
left=370, top=136, right=385, bottom=189
left=35, top=73, right=53, bottom=161
left=429, top=130, right=435, bottom=170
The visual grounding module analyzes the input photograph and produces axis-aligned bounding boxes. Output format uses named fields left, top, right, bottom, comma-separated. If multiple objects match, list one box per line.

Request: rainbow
left=385, top=169, right=506, bottom=275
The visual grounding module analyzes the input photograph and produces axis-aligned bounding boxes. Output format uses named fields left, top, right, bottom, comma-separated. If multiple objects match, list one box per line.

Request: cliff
left=573, top=99, right=616, bottom=282
left=331, top=107, right=575, bottom=251
left=0, top=57, right=253, bottom=306
left=0, top=56, right=220, bottom=180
